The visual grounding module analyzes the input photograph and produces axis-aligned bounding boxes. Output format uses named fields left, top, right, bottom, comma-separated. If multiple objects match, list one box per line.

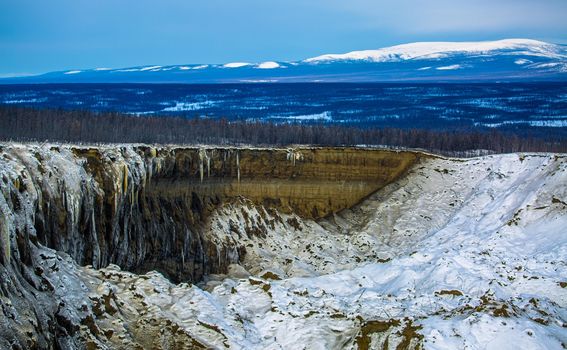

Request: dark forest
left=1, top=106, right=565, bottom=156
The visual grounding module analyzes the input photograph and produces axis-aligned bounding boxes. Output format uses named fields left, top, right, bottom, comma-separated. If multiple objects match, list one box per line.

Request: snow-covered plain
left=50, top=152, right=565, bottom=349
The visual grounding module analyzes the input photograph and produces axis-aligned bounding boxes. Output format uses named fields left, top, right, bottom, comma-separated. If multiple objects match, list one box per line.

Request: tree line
left=0, top=106, right=565, bottom=156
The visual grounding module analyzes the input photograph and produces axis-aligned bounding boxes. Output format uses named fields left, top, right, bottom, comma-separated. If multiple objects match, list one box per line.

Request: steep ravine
left=0, top=143, right=421, bottom=348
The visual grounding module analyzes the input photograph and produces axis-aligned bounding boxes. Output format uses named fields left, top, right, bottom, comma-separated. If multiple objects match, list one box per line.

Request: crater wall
left=1, top=144, right=423, bottom=282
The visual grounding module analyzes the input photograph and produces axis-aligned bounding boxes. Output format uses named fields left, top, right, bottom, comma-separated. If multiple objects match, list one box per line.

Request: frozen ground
left=50, top=152, right=565, bottom=349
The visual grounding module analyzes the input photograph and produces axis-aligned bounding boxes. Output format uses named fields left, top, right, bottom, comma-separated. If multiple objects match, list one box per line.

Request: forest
left=1, top=106, right=566, bottom=156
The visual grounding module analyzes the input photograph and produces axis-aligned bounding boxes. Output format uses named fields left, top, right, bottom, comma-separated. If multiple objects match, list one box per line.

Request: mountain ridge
left=2, top=39, right=566, bottom=83
left=304, top=38, right=565, bottom=63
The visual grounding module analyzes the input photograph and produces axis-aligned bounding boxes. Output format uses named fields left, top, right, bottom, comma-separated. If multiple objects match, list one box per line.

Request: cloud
left=326, top=0, right=567, bottom=35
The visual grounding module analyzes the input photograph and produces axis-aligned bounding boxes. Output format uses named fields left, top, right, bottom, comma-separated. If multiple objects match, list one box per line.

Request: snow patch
left=2, top=98, right=47, bottom=104
left=223, top=62, right=251, bottom=68
left=436, top=64, right=462, bottom=70
left=240, top=79, right=278, bottom=83
left=268, top=111, right=332, bottom=122
left=114, top=68, right=142, bottom=72
left=139, top=65, right=162, bottom=71
left=256, top=61, right=280, bottom=69
left=530, top=62, right=567, bottom=72
left=529, top=120, right=567, bottom=127
left=515, top=59, right=531, bottom=65
left=179, top=65, right=209, bottom=70
left=162, top=101, right=215, bottom=112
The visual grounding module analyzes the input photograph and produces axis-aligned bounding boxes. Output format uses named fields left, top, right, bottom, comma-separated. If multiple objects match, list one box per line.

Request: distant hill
left=2, top=39, right=566, bottom=83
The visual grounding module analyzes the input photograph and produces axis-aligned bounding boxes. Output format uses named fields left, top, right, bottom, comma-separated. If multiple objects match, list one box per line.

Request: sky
left=0, top=0, right=566, bottom=76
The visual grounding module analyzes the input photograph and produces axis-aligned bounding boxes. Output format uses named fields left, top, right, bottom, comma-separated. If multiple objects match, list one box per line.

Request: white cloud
left=326, top=0, right=567, bottom=35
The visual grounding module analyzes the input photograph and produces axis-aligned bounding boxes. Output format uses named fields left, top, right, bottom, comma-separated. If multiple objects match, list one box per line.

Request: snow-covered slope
left=2, top=39, right=566, bottom=83
left=185, top=153, right=567, bottom=349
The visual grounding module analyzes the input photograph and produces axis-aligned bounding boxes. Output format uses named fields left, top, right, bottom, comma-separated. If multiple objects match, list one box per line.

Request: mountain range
left=2, top=39, right=567, bottom=83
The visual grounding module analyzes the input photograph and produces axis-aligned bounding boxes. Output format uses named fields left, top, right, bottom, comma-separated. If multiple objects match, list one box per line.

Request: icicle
left=155, top=158, right=162, bottom=174
left=122, top=164, right=129, bottom=193
left=199, top=148, right=208, bottom=183
left=217, top=244, right=222, bottom=269
left=130, top=179, right=137, bottom=216
left=236, top=152, right=240, bottom=183
left=181, top=246, right=185, bottom=269
left=207, top=156, right=211, bottom=178
left=146, top=159, right=153, bottom=185
left=0, top=204, right=11, bottom=263
left=91, top=208, right=96, bottom=235
left=286, top=148, right=298, bottom=166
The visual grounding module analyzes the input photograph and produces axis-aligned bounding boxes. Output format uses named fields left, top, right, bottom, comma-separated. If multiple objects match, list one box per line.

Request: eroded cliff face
left=0, top=143, right=422, bottom=348
left=1, top=144, right=421, bottom=282
left=146, top=146, right=420, bottom=218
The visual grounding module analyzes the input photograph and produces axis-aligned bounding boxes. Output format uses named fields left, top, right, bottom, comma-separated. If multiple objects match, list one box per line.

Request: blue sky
left=1, top=0, right=566, bottom=76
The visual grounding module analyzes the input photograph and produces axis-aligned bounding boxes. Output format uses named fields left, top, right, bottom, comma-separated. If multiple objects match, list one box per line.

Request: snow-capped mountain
left=3, top=39, right=566, bottom=83
left=304, top=39, right=565, bottom=63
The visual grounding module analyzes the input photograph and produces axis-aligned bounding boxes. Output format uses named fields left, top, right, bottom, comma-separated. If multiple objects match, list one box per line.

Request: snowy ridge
left=2, top=38, right=566, bottom=85
left=304, top=39, right=565, bottom=63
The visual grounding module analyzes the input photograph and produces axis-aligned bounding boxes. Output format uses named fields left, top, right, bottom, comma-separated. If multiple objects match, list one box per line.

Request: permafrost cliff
left=0, top=144, right=566, bottom=349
